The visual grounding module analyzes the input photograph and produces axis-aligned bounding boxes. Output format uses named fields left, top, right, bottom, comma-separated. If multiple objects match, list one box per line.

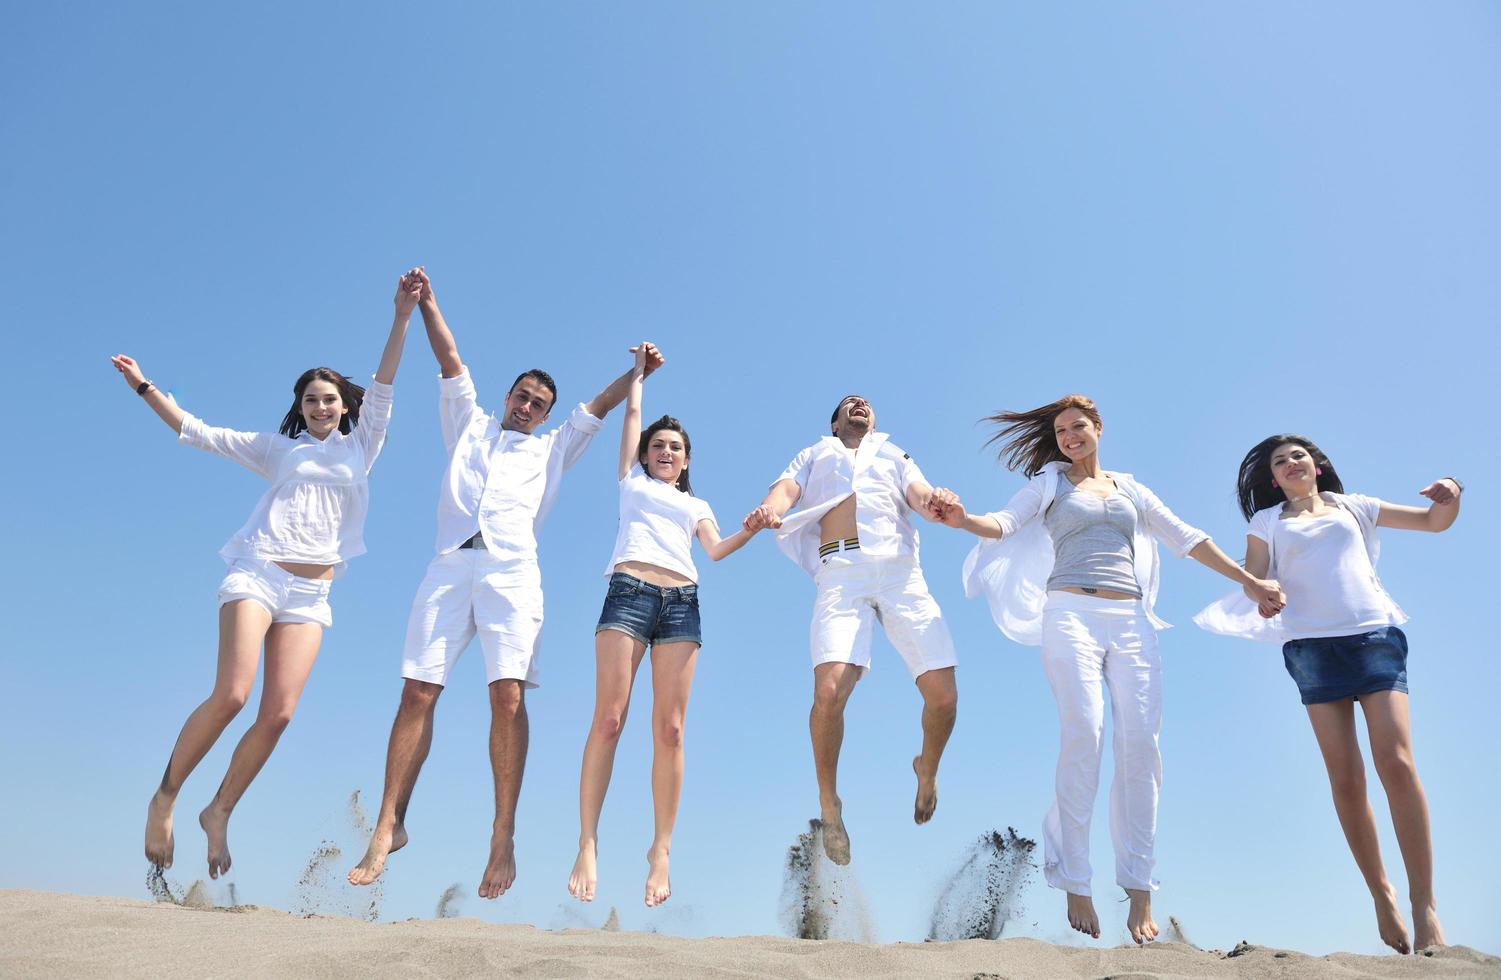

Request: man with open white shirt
left=348, top=269, right=662, bottom=898
left=747, top=395, right=961, bottom=865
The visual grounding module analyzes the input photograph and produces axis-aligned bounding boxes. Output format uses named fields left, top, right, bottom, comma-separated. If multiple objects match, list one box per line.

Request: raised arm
left=413, top=268, right=464, bottom=379
left=617, top=343, right=650, bottom=480
left=373, top=271, right=422, bottom=385
left=586, top=343, right=665, bottom=420
left=1375, top=479, right=1462, bottom=532
left=111, top=354, right=186, bottom=434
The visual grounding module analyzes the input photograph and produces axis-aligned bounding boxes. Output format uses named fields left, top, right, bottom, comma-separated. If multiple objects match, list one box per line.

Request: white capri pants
left=1039, top=591, right=1162, bottom=896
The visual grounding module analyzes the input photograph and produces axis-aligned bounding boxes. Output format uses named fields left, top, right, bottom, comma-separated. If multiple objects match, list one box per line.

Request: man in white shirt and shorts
left=748, top=395, right=961, bottom=865
left=349, top=269, right=663, bottom=898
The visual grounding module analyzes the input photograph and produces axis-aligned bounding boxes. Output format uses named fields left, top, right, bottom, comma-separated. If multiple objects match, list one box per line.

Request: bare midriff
left=1055, top=586, right=1139, bottom=601
left=274, top=560, right=337, bottom=581
left=614, top=560, right=694, bottom=588
left=818, top=494, right=859, bottom=547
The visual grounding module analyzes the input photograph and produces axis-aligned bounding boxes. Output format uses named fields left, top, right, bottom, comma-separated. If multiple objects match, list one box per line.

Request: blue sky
left=3, top=1, right=1497, bottom=956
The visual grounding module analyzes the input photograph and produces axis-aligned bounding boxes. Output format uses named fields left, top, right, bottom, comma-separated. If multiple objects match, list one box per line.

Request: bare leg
left=478, top=678, right=527, bottom=899
left=645, top=641, right=699, bottom=908
left=911, top=666, right=957, bottom=824
left=569, top=630, right=647, bottom=902
left=1307, top=700, right=1411, bottom=954
left=1362, top=691, right=1444, bottom=951
left=347, top=678, right=443, bottom=886
left=199, top=621, right=322, bottom=878
left=809, top=662, right=861, bottom=865
left=146, top=600, right=269, bottom=868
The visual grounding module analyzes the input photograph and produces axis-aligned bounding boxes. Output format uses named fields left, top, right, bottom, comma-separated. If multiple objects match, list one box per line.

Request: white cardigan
left=961, top=461, right=1209, bottom=646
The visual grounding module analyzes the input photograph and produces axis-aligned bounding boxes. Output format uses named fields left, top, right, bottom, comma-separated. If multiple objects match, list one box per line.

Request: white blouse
left=178, top=379, right=393, bottom=568
left=605, top=464, right=717, bottom=582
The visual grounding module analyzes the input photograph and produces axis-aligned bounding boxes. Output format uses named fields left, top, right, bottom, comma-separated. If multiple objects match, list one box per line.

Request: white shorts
left=401, top=549, right=545, bottom=688
left=811, top=552, right=957, bottom=678
left=217, top=558, right=333, bottom=628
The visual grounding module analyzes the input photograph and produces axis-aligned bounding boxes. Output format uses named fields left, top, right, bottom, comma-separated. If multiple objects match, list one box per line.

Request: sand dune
left=1, top=889, right=1496, bottom=980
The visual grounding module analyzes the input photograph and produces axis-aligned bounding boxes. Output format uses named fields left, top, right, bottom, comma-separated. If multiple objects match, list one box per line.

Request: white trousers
left=1039, top=591, right=1162, bottom=896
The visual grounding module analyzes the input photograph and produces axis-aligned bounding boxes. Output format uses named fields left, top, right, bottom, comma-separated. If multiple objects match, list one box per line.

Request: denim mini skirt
left=1281, top=626, right=1409, bottom=705
left=596, top=572, right=702, bottom=647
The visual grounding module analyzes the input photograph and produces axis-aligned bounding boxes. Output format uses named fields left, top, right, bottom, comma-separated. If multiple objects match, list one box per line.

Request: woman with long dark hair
left=566, top=342, right=765, bottom=909
left=1196, top=435, right=1460, bottom=953
left=115, top=271, right=420, bottom=879
left=942, top=394, right=1283, bottom=943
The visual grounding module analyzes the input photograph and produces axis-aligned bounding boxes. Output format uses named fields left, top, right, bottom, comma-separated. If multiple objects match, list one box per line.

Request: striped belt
left=817, top=537, right=860, bottom=557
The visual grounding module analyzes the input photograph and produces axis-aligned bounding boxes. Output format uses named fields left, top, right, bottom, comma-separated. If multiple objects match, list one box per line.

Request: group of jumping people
left=113, top=268, right=1462, bottom=954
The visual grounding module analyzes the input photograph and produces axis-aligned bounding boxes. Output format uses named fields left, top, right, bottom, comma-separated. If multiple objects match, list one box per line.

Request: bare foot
left=1125, top=888, right=1158, bottom=944
left=1066, top=892, right=1100, bottom=939
left=347, top=822, right=408, bottom=886
left=644, top=844, right=671, bottom=908
left=145, top=791, right=176, bottom=869
left=198, top=804, right=232, bottom=880
left=568, top=840, right=598, bottom=902
left=912, top=756, right=938, bottom=824
left=820, top=800, right=851, bottom=866
left=1412, top=902, right=1445, bottom=952
left=1373, top=884, right=1411, bottom=954
left=478, top=830, right=516, bottom=899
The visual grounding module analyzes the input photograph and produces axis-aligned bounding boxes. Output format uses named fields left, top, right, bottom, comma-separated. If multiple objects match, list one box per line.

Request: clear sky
left=3, top=0, right=1497, bottom=957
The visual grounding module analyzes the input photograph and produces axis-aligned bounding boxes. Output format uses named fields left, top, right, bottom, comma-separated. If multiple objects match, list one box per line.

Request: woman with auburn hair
left=114, top=271, right=420, bottom=879
left=566, top=342, right=765, bottom=909
left=940, top=394, right=1284, bottom=944
left=1196, top=435, right=1460, bottom=954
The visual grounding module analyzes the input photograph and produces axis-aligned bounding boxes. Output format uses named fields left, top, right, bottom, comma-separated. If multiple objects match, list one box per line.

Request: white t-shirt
left=606, top=464, right=717, bottom=582
left=1248, top=494, right=1398, bottom=640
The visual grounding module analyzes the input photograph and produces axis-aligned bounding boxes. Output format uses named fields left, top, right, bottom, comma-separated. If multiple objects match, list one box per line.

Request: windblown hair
left=982, top=394, right=1102, bottom=477
left=510, top=368, right=558, bottom=411
left=279, top=367, right=366, bottom=438
left=638, top=415, right=693, bottom=494
left=1236, top=434, right=1344, bottom=521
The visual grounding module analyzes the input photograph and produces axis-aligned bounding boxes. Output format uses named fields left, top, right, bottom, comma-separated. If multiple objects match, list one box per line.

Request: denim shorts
left=595, top=572, right=702, bottom=647
left=1282, top=626, right=1409, bottom=705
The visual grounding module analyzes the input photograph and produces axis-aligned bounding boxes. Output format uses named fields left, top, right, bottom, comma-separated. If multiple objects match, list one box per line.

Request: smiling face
left=1053, top=407, right=1101, bottom=462
left=300, top=379, right=349, bottom=440
left=831, top=396, right=875, bottom=439
left=641, top=428, right=689, bottom=485
left=1268, top=441, right=1319, bottom=497
left=501, top=377, right=554, bottom=434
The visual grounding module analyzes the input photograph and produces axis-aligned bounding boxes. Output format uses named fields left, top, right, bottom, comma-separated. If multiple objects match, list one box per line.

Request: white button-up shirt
left=433, top=368, right=602, bottom=560
left=772, top=433, right=928, bottom=578
left=178, top=378, right=394, bottom=567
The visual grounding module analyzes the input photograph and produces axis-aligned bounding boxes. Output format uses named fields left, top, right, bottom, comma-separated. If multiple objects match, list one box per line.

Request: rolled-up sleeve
left=774, top=447, right=814, bottom=491
left=1139, top=484, right=1210, bottom=557
left=555, top=403, right=604, bottom=470
left=986, top=478, right=1045, bottom=538
left=438, top=369, right=481, bottom=454
left=178, top=414, right=277, bottom=478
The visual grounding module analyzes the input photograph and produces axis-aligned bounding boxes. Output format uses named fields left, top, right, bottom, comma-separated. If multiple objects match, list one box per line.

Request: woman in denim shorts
left=112, top=270, right=419, bottom=880
left=1224, top=434, right=1462, bottom=954
left=566, top=342, right=766, bottom=909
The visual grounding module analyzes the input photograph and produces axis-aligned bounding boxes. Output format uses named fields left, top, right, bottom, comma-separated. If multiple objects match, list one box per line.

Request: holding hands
left=629, top=342, right=664, bottom=377
left=1246, top=578, right=1287, bottom=620
left=1419, top=478, right=1461, bottom=505
left=924, top=487, right=961, bottom=524
left=394, top=268, right=425, bottom=318
left=743, top=504, right=781, bottom=533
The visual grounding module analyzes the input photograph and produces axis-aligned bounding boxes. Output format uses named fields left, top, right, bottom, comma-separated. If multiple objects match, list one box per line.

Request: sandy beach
left=2, top=889, right=1495, bottom=980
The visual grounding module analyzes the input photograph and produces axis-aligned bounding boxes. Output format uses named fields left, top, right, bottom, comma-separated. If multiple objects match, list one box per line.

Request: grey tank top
left=1044, top=477, right=1141, bottom=597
